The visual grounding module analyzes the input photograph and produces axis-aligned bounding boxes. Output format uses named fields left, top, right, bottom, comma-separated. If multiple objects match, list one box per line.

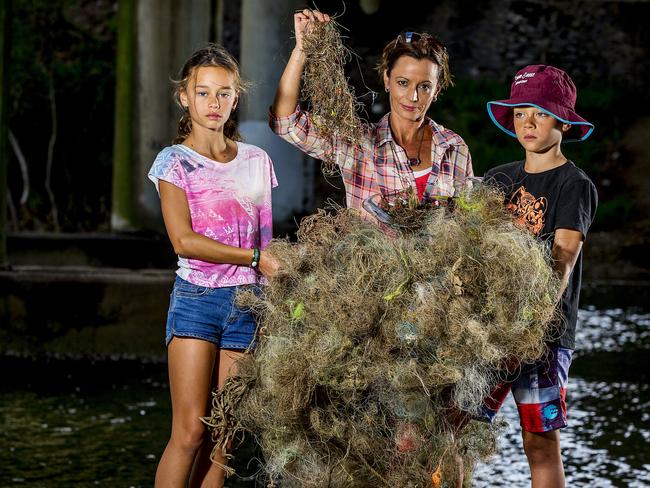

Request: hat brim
left=487, top=100, right=594, bottom=143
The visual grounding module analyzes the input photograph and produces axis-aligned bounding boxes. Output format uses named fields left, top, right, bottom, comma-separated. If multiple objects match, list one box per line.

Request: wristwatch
left=251, top=247, right=260, bottom=268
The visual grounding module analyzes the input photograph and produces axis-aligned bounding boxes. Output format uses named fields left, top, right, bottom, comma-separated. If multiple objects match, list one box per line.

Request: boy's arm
left=552, top=228, right=583, bottom=299
left=552, top=176, right=598, bottom=299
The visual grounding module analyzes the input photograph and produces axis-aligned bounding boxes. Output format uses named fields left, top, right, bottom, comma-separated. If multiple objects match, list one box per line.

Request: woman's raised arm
left=271, top=9, right=330, bottom=117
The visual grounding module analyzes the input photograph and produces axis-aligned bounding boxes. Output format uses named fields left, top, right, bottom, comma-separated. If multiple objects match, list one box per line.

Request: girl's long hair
left=172, top=44, right=249, bottom=144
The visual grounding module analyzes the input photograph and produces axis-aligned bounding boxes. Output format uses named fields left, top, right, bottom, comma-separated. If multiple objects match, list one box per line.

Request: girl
left=270, top=10, right=473, bottom=219
left=148, top=44, right=279, bottom=487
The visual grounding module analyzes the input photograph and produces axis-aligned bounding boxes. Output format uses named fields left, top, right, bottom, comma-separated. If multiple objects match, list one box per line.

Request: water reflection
left=1, top=306, right=649, bottom=487
left=576, top=307, right=650, bottom=353
left=0, top=363, right=171, bottom=487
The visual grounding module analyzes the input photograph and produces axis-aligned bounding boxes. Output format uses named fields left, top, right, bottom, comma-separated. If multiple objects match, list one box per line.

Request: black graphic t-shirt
left=484, top=160, right=598, bottom=349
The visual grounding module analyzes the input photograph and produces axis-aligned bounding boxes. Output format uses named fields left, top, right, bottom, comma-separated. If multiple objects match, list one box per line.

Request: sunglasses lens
left=395, top=32, right=442, bottom=51
left=397, top=31, right=427, bottom=44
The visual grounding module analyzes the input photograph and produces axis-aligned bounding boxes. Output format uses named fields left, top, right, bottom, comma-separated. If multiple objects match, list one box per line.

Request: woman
left=148, top=44, right=279, bottom=487
left=270, top=13, right=471, bottom=485
left=270, top=10, right=473, bottom=218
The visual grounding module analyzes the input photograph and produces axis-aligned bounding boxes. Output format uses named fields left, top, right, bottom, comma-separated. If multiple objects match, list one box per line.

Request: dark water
left=0, top=360, right=171, bottom=487
left=1, top=290, right=649, bottom=487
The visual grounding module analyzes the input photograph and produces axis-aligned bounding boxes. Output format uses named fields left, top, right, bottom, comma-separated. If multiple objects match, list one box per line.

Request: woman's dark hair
left=376, top=32, right=453, bottom=94
left=172, top=43, right=249, bottom=144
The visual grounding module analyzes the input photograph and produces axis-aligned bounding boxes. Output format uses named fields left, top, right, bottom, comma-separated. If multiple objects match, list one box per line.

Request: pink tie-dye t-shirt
left=148, top=142, right=277, bottom=288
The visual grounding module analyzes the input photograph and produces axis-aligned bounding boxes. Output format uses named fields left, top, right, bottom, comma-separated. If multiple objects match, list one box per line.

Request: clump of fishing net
left=205, top=181, right=560, bottom=486
left=364, top=186, right=454, bottom=235
left=300, top=17, right=365, bottom=173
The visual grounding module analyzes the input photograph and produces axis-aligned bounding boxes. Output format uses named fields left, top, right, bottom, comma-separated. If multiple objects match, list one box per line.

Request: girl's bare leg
left=154, top=338, right=218, bottom=488
left=189, top=348, right=247, bottom=488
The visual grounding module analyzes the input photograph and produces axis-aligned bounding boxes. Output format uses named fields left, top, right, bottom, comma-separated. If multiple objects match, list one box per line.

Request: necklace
left=406, top=125, right=427, bottom=167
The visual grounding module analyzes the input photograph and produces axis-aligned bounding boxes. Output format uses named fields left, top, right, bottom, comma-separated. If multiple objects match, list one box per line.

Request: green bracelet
left=251, top=247, right=260, bottom=268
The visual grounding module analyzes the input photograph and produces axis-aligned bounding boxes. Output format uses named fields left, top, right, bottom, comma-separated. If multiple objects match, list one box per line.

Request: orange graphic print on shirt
left=506, top=186, right=546, bottom=236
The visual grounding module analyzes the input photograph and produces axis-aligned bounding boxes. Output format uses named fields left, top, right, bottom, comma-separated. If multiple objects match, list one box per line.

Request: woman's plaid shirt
left=270, top=107, right=473, bottom=220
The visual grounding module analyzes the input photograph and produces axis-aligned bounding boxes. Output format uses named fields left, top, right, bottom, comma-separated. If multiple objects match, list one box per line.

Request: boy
left=482, top=65, right=598, bottom=487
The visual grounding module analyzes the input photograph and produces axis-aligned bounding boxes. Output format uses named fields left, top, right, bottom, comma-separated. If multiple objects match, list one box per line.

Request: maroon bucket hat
left=487, top=65, right=594, bottom=142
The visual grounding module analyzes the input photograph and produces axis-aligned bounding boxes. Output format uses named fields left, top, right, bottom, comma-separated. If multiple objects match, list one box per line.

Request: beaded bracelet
left=251, top=247, right=260, bottom=268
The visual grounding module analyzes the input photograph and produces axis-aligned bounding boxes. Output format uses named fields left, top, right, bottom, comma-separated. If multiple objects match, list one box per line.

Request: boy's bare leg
left=522, top=429, right=565, bottom=488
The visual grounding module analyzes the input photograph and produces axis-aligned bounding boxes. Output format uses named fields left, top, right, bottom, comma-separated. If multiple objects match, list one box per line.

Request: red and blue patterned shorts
left=480, top=346, right=573, bottom=433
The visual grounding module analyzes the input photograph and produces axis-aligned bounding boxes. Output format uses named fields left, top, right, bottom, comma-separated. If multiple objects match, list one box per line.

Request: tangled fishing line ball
left=203, top=182, right=560, bottom=487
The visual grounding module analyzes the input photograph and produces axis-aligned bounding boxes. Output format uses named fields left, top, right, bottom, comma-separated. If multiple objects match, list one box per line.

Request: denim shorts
left=165, top=276, right=259, bottom=350
left=479, top=346, right=573, bottom=433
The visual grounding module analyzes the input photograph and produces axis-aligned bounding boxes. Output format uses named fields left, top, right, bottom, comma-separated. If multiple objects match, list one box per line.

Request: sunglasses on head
left=400, top=31, right=421, bottom=43
left=394, top=31, right=445, bottom=51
